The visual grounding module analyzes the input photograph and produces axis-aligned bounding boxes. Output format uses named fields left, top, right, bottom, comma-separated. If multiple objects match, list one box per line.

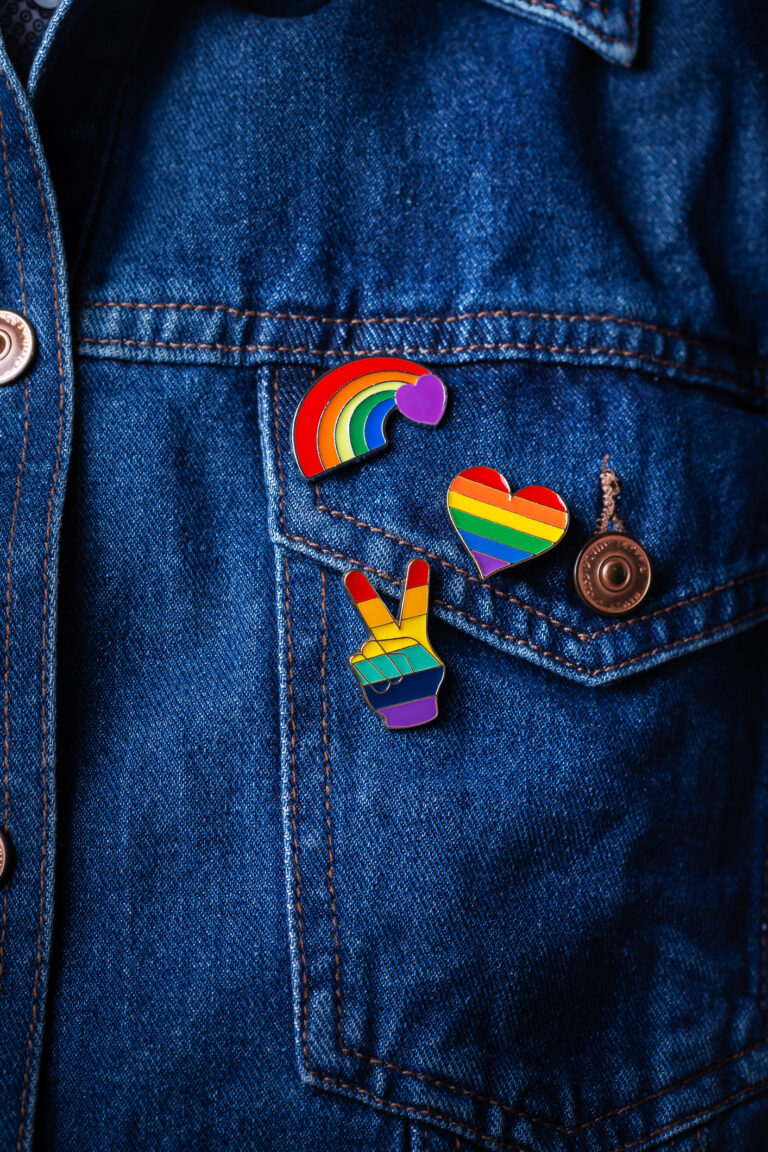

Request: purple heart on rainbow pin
left=394, top=374, right=447, bottom=426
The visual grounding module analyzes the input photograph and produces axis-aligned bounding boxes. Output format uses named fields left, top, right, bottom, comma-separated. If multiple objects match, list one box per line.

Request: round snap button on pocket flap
left=575, top=532, right=653, bottom=616
left=0, top=311, right=35, bottom=386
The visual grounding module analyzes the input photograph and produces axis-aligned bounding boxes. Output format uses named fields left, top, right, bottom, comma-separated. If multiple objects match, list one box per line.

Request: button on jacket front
left=0, top=2, right=766, bottom=1151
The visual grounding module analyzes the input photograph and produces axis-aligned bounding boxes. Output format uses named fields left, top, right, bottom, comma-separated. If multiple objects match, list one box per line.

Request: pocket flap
left=262, top=360, right=768, bottom=688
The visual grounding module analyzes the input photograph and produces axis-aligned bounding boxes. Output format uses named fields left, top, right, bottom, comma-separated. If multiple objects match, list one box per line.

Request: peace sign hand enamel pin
left=342, top=560, right=444, bottom=730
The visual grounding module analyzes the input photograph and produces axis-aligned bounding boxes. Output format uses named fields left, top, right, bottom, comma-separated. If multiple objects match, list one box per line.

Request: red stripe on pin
left=344, top=571, right=377, bottom=603
left=517, top=485, right=568, bottom=511
left=405, top=559, right=430, bottom=587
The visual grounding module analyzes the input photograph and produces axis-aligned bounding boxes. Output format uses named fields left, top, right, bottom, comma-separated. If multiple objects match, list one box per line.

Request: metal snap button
left=0, top=311, right=35, bottom=386
left=574, top=532, right=652, bottom=616
left=0, top=828, right=10, bottom=885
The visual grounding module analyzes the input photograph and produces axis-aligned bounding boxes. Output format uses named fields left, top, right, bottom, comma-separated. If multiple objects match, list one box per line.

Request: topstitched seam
left=273, top=368, right=768, bottom=1139
left=285, top=556, right=312, bottom=1076
left=312, top=486, right=768, bottom=643
left=83, top=298, right=768, bottom=374
left=320, top=569, right=344, bottom=1044
left=80, top=302, right=722, bottom=355
left=0, top=98, right=30, bottom=1000
left=8, top=72, right=67, bottom=1152
left=280, top=521, right=768, bottom=675
left=83, top=334, right=764, bottom=395
left=313, top=1063, right=768, bottom=1152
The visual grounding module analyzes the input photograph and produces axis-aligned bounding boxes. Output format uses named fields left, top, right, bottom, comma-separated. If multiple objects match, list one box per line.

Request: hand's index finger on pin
left=343, top=570, right=398, bottom=637
left=399, top=559, right=430, bottom=624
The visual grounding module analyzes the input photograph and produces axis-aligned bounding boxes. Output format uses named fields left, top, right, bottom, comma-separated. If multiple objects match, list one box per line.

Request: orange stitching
left=0, top=98, right=30, bottom=999
left=288, top=526, right=768, bottom=672
left=275, top=368, right=768, bottom=1139
left=310, top=1062, right=768, bottom=1152
left=314, top=488, right=580, bottom=635
left=81, top=334, right=761, bottom=393
left=314, top=547, right=569, bottom=1132
left=605, top=1074, right=768, bottom=1152
left=10, top=72, right=67, bottom=1152
left=279, top=527, right=768, bottom=672
left=82, top=301, right=726, bottom=356
left=310, top=1067, right=527, bottom=1151
left=285, top=556, right=312, bottom=1070
left=343, top=1032, right=764, bottom=1134
left=320, top=570, right=344, bottom=1044
left=435, top=601, right=768, bottom=676
left=313, top=487, right=768, bottom=643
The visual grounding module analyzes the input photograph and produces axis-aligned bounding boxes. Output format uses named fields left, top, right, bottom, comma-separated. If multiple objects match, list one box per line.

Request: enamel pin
left=291, top=356, right=447, bottom=480
left=343, top=560, right=444, bottom=729
left=447, top=467, right=569, bottom=577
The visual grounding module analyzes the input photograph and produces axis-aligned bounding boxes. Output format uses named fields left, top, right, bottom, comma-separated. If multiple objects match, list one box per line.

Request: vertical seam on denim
left=320, top=568, right=344, bottom=1045
left=0, top=98, right=30, bottom=999
left=423, top=1124, right=429, bottom=1152
left=5, top=72, right=66, bottom=1152
left=285, top=554, right=312, bottom=1071
left=273, top=367, right=288, bottom=534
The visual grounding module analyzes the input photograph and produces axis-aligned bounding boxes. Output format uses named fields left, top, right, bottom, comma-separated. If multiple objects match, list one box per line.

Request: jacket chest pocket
left=259, top=359, right=768, bottom=1152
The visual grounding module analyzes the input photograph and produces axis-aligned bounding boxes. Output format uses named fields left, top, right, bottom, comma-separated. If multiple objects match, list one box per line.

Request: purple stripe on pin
left=379, top=697, right=439, bottom=730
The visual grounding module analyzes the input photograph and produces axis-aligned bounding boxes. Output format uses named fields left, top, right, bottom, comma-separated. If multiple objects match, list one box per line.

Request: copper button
left=0, top=828, right=10, bottom=885
left=0, top=311, right=35, bottom=386
left=574, top=532, right=652, bottom=616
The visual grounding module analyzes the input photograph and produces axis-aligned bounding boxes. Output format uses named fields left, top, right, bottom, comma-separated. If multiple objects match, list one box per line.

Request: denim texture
left=0, top=1, right=762, bottom=1151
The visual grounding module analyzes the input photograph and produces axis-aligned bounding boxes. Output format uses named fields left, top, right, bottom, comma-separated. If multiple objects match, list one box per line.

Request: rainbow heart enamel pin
left=447, top=467, right=569, bottom=578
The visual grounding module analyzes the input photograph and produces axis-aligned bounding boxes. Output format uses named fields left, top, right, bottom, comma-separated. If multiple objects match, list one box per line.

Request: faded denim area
left=0, top=1, right=758, bottom=1151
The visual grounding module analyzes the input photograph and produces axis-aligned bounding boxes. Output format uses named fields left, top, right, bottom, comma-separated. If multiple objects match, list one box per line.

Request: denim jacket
left=0, top=1, right=766, bottom=1150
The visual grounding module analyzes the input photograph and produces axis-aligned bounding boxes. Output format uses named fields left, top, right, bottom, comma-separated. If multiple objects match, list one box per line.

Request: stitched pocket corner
left=482, top=0, right=640, bottom=66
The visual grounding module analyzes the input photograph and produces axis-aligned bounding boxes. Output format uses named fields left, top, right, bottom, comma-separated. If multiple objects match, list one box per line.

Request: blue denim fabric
left=0, top=2, right=764, bottom=1151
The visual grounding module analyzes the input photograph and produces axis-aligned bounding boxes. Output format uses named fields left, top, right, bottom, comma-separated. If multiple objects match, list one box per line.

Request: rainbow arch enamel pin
left=291, top=356, right=447, bottom=480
